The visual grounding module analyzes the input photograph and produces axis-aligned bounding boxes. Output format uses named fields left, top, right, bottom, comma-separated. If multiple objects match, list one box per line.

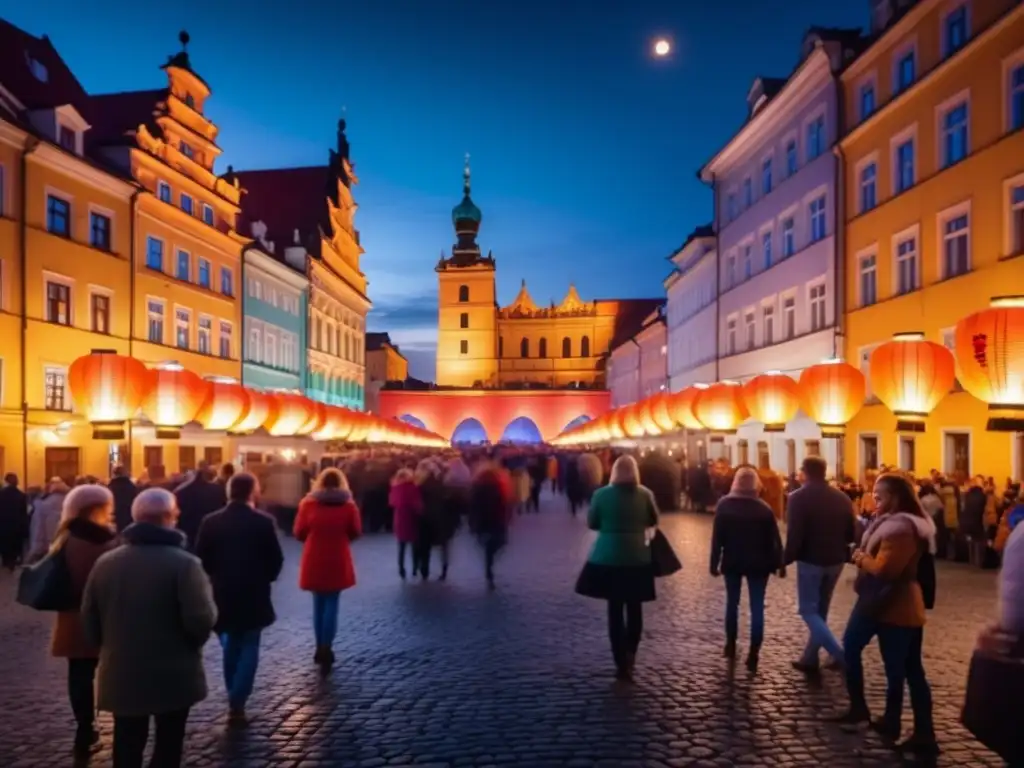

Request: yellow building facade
left=841, top=0, right=1024, bottom=482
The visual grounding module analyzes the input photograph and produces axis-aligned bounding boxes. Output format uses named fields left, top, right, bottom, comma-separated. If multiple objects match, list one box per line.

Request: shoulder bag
left=16, top=537, right=76, bottom=611
left=650, top=529, right=682, bottom=577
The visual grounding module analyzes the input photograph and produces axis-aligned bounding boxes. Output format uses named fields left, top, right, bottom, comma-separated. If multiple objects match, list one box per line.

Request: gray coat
left=82, top=522, right=217, bottom=716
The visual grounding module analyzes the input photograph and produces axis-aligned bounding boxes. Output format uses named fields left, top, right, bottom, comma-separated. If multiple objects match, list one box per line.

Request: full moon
left=654, top=39, right=671, bottom=57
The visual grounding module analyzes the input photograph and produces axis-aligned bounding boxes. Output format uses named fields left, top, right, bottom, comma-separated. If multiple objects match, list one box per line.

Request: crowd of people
left=0, top=442, right=1020, bottom=766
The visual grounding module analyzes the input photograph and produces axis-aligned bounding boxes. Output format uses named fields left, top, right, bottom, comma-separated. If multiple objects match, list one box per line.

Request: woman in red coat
left=293, top=467, right=362, bottom=670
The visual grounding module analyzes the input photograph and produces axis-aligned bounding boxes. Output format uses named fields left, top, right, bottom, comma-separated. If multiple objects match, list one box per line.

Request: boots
left=746, top=644, right=761, bottom=672
left=723, top=638, right=737, bottom=659
left=72, top=726, right=100, bottom=759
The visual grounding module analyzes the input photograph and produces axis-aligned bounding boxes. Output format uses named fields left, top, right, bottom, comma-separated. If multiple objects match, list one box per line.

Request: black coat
left=108, top=476, right=139, bottom=533
left=176, top=477, right=227, bottom=549
left=195, top=502, right=284, bottom=633
left=0, top=485, right=28, bottom=552
left=710, top=495, right=783, bottom=578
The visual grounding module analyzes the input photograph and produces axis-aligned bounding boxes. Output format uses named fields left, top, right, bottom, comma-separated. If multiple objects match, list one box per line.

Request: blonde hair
left=731, top=466, right=761, bottom=496
left=610, top=455, right=640, bottom=486
left=314, top=467, right=350, bottom=493
left=56, top=484, right=113, bottom=538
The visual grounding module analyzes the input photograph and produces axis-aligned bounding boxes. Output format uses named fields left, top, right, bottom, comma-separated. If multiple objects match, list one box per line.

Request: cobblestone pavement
left=0, top=491, right=1005, bottom=767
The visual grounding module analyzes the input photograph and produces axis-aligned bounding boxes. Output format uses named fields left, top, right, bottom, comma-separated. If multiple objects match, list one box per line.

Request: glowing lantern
left=346, top=411, right=371, bottom=443
left=954, top=296, right=1024, bottom=430
left=667, top=385, right=707, bottom=430
left=297, top=400, right=327, bottom=436
left=743, top=372, right=800, bottom=432
left=637, top=396, right=660, bottom=435
left=263, top=392, right=314, bottom=437
left=621, top=402, right=645, bottom=439
left=694, top=381, right=748, bottom=433
left=68, top=350, right=149, bottom=439
left=649, top=392, right=676, bottom=433
left=799, top=359, right=865, bottom=436
left=315, top=407, right=354, bottom=441
left=194, top=378, right=249, bottom=432
left=141, top=363, right=205, bottom=439
left=230, top=389, right=272, bottom=435
left=608, top=408, right=627, bottom=440
left=870, top=332, right=955, bottom=432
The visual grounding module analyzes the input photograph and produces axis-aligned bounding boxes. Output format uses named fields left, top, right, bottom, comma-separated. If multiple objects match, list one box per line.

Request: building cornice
left=29, top=144, right=136, bottom=198
left=243, top=246, right=309, bottom=291
left=138, top=203, right=243, bottom=258
left=0, top=117, right=29, bottom=149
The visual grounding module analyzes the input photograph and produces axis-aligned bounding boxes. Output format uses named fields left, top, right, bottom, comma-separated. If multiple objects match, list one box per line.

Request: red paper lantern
left=607, top=408, right=627, bottom=440
left=667, top=385, right=707, bottom=430
left=194, top=378, right=250, bottom=432
left=141, top=364, right=206, bottom=439
left=870, top=332, right=955, bottom=432
left=230, top=389, right=272, bottom=435
left=622, top=402, right=645, bottom=439
left=297, top=399, right=327, bottom=436
left=694, top=381, right=748, bottom=433
left=954, top=296, right=1024, bottom=430
left=68, top=350, right=149, bottom=439
left=743, top=372, right=801, bottom=432
left=636, top=396, right=660, bottom=435
left=799, top=360, right=866, bottom=436
left=263, top=392, right=314, bottom=437
left=648, top=392, right=676, bottom=433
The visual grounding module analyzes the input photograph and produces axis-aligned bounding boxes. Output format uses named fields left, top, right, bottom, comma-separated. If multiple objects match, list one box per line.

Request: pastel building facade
left=665, top=226, right=718, bottom=393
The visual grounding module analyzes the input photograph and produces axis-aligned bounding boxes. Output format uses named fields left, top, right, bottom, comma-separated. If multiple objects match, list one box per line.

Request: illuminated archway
left=452, top=417, right=489, bottom=444
left=499, top=416, right=543, bottom=444
left=562, top=414, right=592, bottom=432
left=399, top=414, right=426, bottom=430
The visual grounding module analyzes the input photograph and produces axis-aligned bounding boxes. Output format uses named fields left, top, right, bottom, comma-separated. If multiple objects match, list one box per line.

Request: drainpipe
left=832, top=79, right=848, bottom=479
left=240, top=246, right=247, bottom=388
left=127, top=187, right=140, bottom=475
left=19, top=138, right=39, bottom=487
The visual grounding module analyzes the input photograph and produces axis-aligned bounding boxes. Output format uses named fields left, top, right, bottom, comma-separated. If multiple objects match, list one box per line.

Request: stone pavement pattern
left=0, top=491, right=1005, bottom=767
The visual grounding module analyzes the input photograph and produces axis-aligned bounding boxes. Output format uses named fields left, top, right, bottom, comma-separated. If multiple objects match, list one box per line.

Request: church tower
left=435, top=156, right=498, bottom=387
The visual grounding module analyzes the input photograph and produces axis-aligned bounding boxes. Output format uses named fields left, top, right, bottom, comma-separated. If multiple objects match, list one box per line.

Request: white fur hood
left=863, top=511, right=937, bottom=555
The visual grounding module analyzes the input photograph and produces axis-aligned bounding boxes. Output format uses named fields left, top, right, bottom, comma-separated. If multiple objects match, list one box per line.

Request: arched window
left=562, top=337, right=572, bottom=357
left=498, top=336, right=504, bottom=358
left=539, top=338, right=547, bottom=358
left=458, top=285, right=469, bottom=303
left=581, top=335, right=591, bottom=358
left=520, top=337, right=530, bottom=358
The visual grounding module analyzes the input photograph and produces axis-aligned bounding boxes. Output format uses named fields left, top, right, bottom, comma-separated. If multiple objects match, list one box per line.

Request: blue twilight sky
left=4, top=0, right=865, bottom=380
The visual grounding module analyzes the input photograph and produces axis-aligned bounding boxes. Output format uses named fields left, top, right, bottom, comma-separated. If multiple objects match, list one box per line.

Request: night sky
left=5, top=0, right=865, bottom=380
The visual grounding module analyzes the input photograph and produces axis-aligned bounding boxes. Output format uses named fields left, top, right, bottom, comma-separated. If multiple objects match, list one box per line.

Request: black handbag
left=16, top=543, right=76, bottom=611
left=650, top=529, right=682, bottom=577
left=961, top=641, right=1024, bottom=764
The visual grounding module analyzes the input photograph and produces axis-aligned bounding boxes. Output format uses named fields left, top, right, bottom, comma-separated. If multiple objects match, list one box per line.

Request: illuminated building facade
left=608, top=308, right=667, bottom=408
left=842, top=0, right=1024, bottom=481
left=664, top=225, right=717, bottom=392
left=365, top=332, right=408, bottom=414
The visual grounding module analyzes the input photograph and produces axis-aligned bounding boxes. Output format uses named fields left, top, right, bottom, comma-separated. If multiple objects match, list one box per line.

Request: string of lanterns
left=552, top=297, right=1024, bottom=446
left=67, top=350, right=449, bottom=448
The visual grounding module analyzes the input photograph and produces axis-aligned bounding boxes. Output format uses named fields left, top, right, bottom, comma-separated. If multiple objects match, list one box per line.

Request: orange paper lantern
left=649, top=392, right=676, bottom=432
left=870, top=333, right=955, bottom=432
left=263, top=392, right=314, bottom=437
left=194, top=378, right=250, bottom=432
left=667, top=385, right=707, bottom=430
left=230, top=389, right=272, bottom=434
left=954, top=296, right=1024, bottom=430
left=636, top=396, right=660, bottom=435
left=693, top=381, right=748, bottom=433
left=799, top=360, right=866, bottom=436
left=607, top=408, right=627, bottom=440
left=141, top=364, right=206, bottom=439
left=68, top=350, right=149, bottom=439
left=622, top=402, right=645, bottom=439
left=297, top=399, right=327, bottom=436
left=743, top=372, right=801, bottom=432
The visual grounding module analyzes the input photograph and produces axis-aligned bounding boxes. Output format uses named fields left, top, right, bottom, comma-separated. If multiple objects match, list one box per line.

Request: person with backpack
left=832, top=473, right=938, bottom=758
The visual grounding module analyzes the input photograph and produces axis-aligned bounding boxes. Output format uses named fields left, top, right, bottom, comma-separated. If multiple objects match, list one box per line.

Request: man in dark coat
left=0, top=473, right=28, bottom=570
left=195, top=473, right=283, bottom=726
left=107, top=466, right=138, bottom=533
left=175, top=464, right=227, bottom=550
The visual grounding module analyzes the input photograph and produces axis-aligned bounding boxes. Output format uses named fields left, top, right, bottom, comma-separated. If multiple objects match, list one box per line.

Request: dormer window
left=180, top=141, right=194, bottom=159
left=25, top=53, right=48, bottom=82
left=58, top=125, right=76, bottom=152
left=184, top=93, right=195, bottom=109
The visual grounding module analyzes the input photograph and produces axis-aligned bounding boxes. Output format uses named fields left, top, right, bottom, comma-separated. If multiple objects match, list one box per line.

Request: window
left=859, top=162, right=877, bottom=213
left=781, top=217, right=795, bottom=257
left=539, top=338, right=548, bottom=358
left=180, top=193, right=194, bottom=216
left=726, top=193, right=737, bottom=222
left=743, top=244, right=752, bottom=280
left=176, top=250, right=190, bottom=281
left=46, top=281, right=71, bottom=325
left=944, top=6, right=968, bottom=57
left=743, top=177, right=753, bottom=208
left=860, top=253, right=878, bottom=307
left=761, top=157, right=772, bottom=195
left=460, top=339, right=468, bottom=355
left=184, top=93, right=195, bottom=109
left=158, top=181, right=171, bottom=203
left=941, top=102, right=968, bottom=167
left=783, top=296, right=796, bottom=339
left=175, top=308, right=190, bottom=349
left=896, top=49, right=916, bottom=93
left=44, top=367, right=67, bottom=411
left=220, top=267, right=233, bottom=296
left=219, top=322, right=232, bottom=358
left=806, top=115, right=825, bottom=161
left=726, top=316, right=737, bottom=355
left=90, top=293, right=110, bottom=334
left=197, top=316, right=211, bottom=355
left=520, top=338, right=529, bottom=358
left=809, top=195, right=827, bottom=242
left=46, top=195, right=70, bottom=236
left=89, top=212, right=111, bottom=250
left=809, top=283, right=827, bottom=332
left=1012, top=65, right=1024, bottom=131
left=860, top=345, right=882, bottom=404
left=248, top=327, right=261, bottom=361
left=581, top=336, right=590, bottom=357
left=763, top=304, right=775, bottom=345
left=562, top=337, right=571, bottom=357
left=147, top=300, right=164, bottom=343
left=895, top=235, right=918, bottom=295
left=895, top=138, right=915, bottom=193
left=265, top=333, right=277, bottom=367
left=745, top=310, right=756, bottom=349
left=460, top=312, right=469, bottom=329
left=786, top=139, right=798, bottom=176
left=179, top=141, right=194, bottom=159
left=860, top=81, right=876, bottom=121
left=58, top=125, right=76, bottom=152
left=202, top=204, right=214, bottom=226
left=1012, top=185, right=1024, bottom=254
left=762, top=230, right=772, bottom=269
left=458, top=285, right=469, bottom=302
left=146, top=237, right=163, bottom=271
left=726, top=253, right=736, bottom=288
left=198, top=258, right=211, bottom=289
left=942, top=211, right=970, bottom=278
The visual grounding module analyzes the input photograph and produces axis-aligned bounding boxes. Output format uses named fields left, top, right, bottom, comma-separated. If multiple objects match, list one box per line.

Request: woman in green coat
left=575, top=455, right=659, bottom=680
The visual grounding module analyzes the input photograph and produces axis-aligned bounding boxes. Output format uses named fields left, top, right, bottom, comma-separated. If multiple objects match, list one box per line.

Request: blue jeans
left=843, top=604, right=934, bottom=733
left=312, top=592, right=341, bottom=647
left=796, top=562, right=845, bottom=664
left=724, top=574, right=768, bottom=646
left=218, top=630, right=261, bottom=710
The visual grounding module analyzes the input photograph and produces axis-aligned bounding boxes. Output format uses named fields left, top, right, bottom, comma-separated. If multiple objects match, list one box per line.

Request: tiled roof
left=607, top=298, right=666, bottom=351
left=87, top=89, right=168, bottom=147
left=234, top=166, right=333, bottom=257
left=0, top=19, right=91, bottom=115
left=366, top=332, right=392, bottom=351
